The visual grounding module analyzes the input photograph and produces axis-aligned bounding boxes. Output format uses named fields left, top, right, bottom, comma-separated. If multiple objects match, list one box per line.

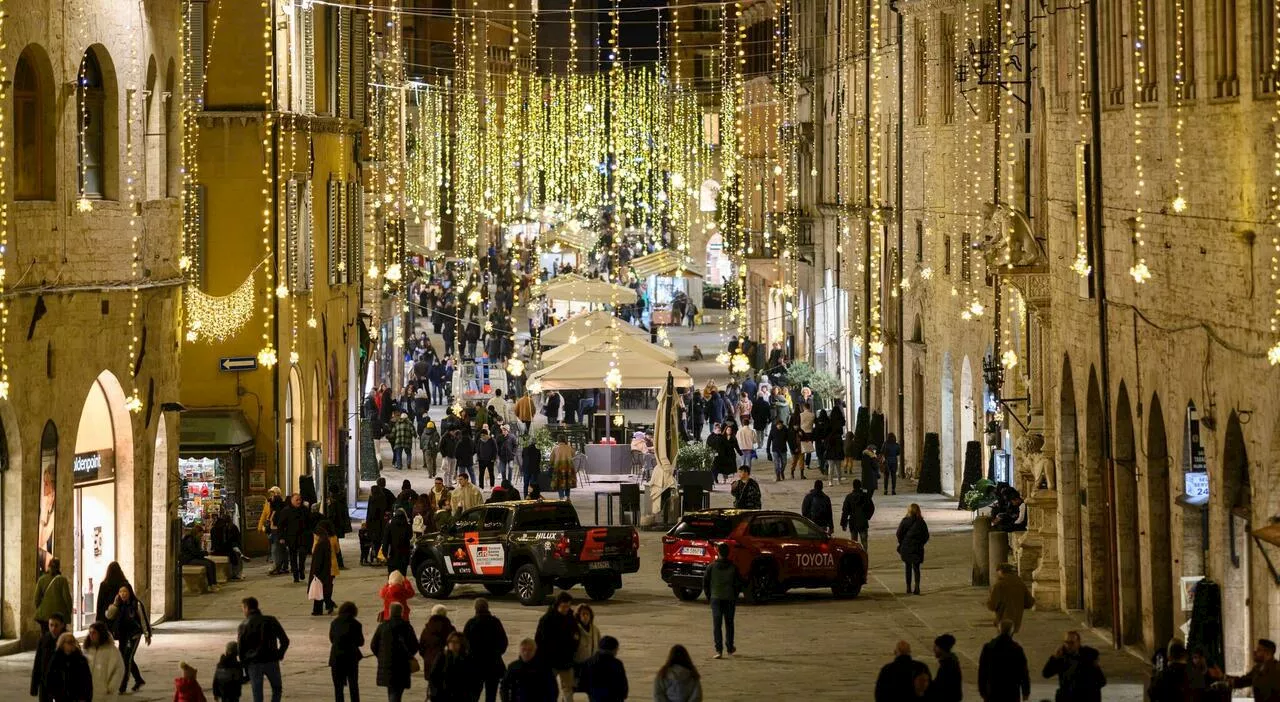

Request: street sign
left=219, top=356, right=258, bottom=372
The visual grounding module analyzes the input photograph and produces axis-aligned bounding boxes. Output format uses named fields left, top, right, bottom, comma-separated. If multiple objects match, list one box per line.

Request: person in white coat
left=84, top=621, right=124, bottom=699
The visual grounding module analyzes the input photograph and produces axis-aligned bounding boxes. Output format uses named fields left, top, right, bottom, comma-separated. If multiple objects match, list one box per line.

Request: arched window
left=78, top=51, right=107, bottom=198
left=15, top=48, right=53, bottom=200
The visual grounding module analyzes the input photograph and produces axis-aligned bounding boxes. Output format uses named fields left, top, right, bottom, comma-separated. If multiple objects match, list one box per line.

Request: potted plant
left=917, top=433, right=942, bottom=493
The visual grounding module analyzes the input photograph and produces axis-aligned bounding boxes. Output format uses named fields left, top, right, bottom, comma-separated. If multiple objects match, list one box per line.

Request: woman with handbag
left=308, top=523, right=337, bottom=616
left=372, top=602, right=420, bottom=702
left=105, top=584, right=150, bottom=694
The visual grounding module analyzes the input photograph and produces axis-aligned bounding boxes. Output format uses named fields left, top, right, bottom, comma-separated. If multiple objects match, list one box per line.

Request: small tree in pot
left=917, top=433, right=942, bottom=493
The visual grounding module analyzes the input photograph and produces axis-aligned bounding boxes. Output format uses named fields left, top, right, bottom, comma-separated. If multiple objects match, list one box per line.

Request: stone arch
left=14, top=43, right=56, bottom=200
left=960, top=355, right=975, bottom=464
left=1057, top=354, right=1084, bottom=610
left=0, top=400, right=21, bottom=638
left=1114, top=382, right=1141, bottom=645
left=1083, top=366, right=1113, bottom=627
left=148, top=414, right=170, bottom=618
left=940, top=351, right=955, bottom=494
left=910, top=313, right=923, bottom=344
left=1145, top=393, right=1174, bottom=651
left=285, top=367, right=304, bottom=493
left=1220, top=412, right=1252, bottom=672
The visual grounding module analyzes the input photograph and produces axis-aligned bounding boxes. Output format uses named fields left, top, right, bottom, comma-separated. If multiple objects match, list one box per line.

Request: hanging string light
left=124, top=13, right=143, bottom=412
left=0, top=0, right=10, bottom=398
left=257, top=0, right=278, bottom=368
left=1269, top=0, right=1280, bottom=364
left=1128, top=0, right=1151, bottom=283
left=1071, top=3, right=1091, bottom=278
left=1171, top=0, right=1188, bottom=214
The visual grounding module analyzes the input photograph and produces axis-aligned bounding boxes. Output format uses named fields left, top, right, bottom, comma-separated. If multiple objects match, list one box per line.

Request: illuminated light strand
left=1269, top=0, right=1280, bottom=363
left=0, top=0, right=9, bottom=398
left=1071, top=1, right=1091, bottom=278
left=1128, top=0, right=1150, bottom=284
left=1171, top=0, right=1187, bottom=214
left=124, top=10, right=143, bottom=412
left=867, top=0, right=884, bottom=375
left=258, top=0, right=277, bottom=368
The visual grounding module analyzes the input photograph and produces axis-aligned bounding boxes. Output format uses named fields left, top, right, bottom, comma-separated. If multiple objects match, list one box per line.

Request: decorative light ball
left=124, top=394, right=143, bottom=413
left=605, top=367, right=623, bottom=391
left=730, top=352, right=750, bottom=375
left=275, top=284, right=290, bottom=299
left=969, top=301, right=985, bottom=317
left=186, top=329, right=199, bottom=342
left=773, top=165, right=783, bottom=176
left=1129, top=261, right=1151, bottom=283
left=527, top=379, right=543, bottom=394
left=1172, top=196, right=1187, bottom=213
left=0, top=380, right=9, bottom=399
left=76, top=198, right=93, bottom=213
left=468, top=289, right=483, bottom=305
left=1001, top=350, right=1019, bottom=370
left=257, top=346, right=278, bottom=368
left=920, top=266, right=934, bottom=280
left=869, top=339, right=885, bottom=355
left=385, top=263, right=403, bottom=282
left=178, top=255, right=192, bottom=271
left=507, top=358, right=526, bottom=377
left=716, top=351, right=731, bottom=367
left=670, top=173, right=686, bottom=188
left=368, top=263, right=380, bottom=279
left=568, top=333, right=578, bottom=345
left=613, top=414, right=624, bottom=427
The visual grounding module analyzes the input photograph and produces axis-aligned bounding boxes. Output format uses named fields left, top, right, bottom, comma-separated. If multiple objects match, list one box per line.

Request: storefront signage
left=73, top=449, right=115, bottom=485
left=1183, top=471, right=1209, bottom=505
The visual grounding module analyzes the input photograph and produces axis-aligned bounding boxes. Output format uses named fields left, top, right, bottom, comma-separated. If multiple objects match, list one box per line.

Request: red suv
left=660, top=509, right=868, bottom=603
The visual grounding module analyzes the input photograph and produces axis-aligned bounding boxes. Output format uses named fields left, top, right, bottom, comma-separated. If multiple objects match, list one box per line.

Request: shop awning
left=180, top=410, right=256, bottom=449
left=544, top=224, right=600, bottom=252
left=539, top=311, right=649, bottom=345
left=630, top=250, right=702, bottom=280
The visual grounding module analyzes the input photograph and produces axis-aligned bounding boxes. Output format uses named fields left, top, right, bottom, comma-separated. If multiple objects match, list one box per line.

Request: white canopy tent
left=539, top=311, right=648, bottom=346
left=539, top=329, right=678, bottom=365
left=528, top=348, right=692, bottom=390
left=533, top=274, right=639, bottom=305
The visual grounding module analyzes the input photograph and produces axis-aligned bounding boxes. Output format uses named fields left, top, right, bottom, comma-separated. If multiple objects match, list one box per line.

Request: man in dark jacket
left=277, top=493, right=312, bottom=582
left=978, top=620, right=1030, bottom=701
left=29, top=612, right=65, bottom=702
left=930, top=633, right=963, bottom=702
left=463, top=598, right=509, bottom=702
left=578, top=636, right=628, bottom=702
left=179, top=524, right=220, bottom=591
left=1224, top=638, right=1280, bottom=702
left=366, top=477, right=391, bottom=561
left=520, top=440, right=542, bottom=497
left=501, top=639, right=557, bottom=702
left=1042, top=630, right=1106, bottom=702
left=840, top=479, right=876, bottom=548
left=801, top=480, right=834, bottom=533
left=875, top=641, right=921, bottom=702
left=731, top=466, right=762, bottom=509
left=454, top=430, right=476, bottom=483
left=534, top=592, right=579, bottom=700
left=238, top=597, right=290, bottom=702
left=703, top=542, right=743, bottom=658
left=1148, top=641, right=1193, bottom=702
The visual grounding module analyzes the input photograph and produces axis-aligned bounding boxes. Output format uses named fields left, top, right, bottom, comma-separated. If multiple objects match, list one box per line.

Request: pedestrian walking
left=824, top=426, right=845, bottom=485
left=766, top=420, right=788, bottom=481
left=30, top=612, right=66, bottom=701
left=94, top=562, right=130, bottom=624
left=896, top=503, right=930, bottom=595
left=179, top=525, right=221, bottom=592
left=428, top=632, right=482, bottom=702
left=382, top=510, right=414, bottom=577
left=578, top=636, right=628, bottom=702
left=929, top=634, right=963, bottom=702
left=237, top=597, right=290, bottom=702
left=328, top=602, right=365, bottom=702
left=801, top=480, right=834, bottom=534
left=463, top=598, right=509, bottom=702
left=42, top=632, right=94, bottom=702
left=978, top=620, right=1030, bottom=702
left=34, top=559, right=72, bottom=636
left=259, top=487, right=286, bottom=574
left=534, top=592, right=581, bottom=702
left=860, top=445, right=881, bottom=494
left=987, top=563, right=1035, bottom=632
left=574, top=602, right=602, bottom=671
left=702, top=542, right=742, bottom=659
left=502, top=638, right=556, bottom=702
left=1042, top=630, right=1106, bottom=702
left=212, top=641, right=247, bottom=702
left=104, top=582, right=151, bottom=693
left=874, top=641, right=922, bottom=702
left=372, top=603, right=421, bottom=702
left=520, top=437, right=542, bottom=497
left=653, top=645, right=702, bottom=702
left=730, top=466, right=761, bottom=510
left=454, top=428, right=477, bottom=483
left=453, top=472, right=485, bottom=515
left=498, top=425, right=519, bottom=484
left=419, top=604, right=457, bottom=682
left=174, top=661, right=210, bottom=702
left=83, top=622, right=124, bottom=701
left=309, top=523, right=338, bottom=615
left=477, top=427, right=499, bottom=489
left=366, top=479, right=391, bottom=563
left=549, top=435, right=577, bottom=500
left=839, top=479, right=875, bottom=548
left=421, top=420, right=442, bottom=477
left=279, top=493, right=312, bottom=583
left=734, top=423, right=756, bottom=468
left=1218, top=638, right=1280, bottom=702
left=390, top=410, right=416, bottom=469
left=379, top=570, right=415, bottom=622
left=882, top=433, right=901, bottom=495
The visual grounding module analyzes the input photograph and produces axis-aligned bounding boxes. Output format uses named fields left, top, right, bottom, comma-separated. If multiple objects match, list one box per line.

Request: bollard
left=988, top=530, right=1011, bottom=581
left=972, top=516, right=991, bottom=586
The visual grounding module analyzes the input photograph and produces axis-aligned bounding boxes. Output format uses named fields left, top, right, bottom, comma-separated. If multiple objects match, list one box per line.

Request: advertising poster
left=37, top=437, right=56, bottom=576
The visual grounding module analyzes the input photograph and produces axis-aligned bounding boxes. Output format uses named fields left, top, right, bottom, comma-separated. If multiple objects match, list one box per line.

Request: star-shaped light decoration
left=258, top=346, right=278, bottom=368
left=1001, top=349, right=1019, bottom=370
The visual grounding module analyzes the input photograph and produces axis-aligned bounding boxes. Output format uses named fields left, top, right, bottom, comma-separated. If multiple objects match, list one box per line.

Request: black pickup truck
left=411, top=500, right=641, bottom=606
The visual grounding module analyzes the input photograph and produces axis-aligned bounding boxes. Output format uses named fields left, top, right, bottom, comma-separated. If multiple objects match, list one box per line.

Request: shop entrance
left=73, top=371, right=133, bottom=631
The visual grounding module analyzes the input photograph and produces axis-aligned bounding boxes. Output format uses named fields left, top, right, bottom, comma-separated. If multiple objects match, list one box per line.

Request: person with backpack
left=420, top=420, right=442, bottom=478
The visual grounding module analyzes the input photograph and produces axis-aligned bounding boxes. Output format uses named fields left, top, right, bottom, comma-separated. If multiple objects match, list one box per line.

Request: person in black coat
left=462, top=598, right=509, bottom=702
left=328, top=602, right=365, bottom=702
left=501, top=639, right=557, bottom=702
left=534, top=593, right=580, bottom=700
left=309, top=524, right=337, bottom=616
left=366, top=478, right=391, bottom=561
left=577, top=636, right=628, bottom=702
left=520, top=441, right=542, bottom=497
left=1042, top=631, right=1106, bottom=702
left=751, top=394, right=771, bottom=438
left=896, top=503, right=930, bottom=595
left=382, top=510, right=414, bottom=577
left=210, top=514, right=245, bottom=581
left=454, top=431, right=476, bottom=483
left=179, top=524, right=219, bottom=590
left=978, top=620, right=1030, bottom=702
left=875, top=641, right=920, bottom=702
left=29, top=613, right=65, bottom=702
left=710, top=424, right=739, bottom=483
left=428, top=632, right=482, bottom=702
left=766, top=420, right=789, bottom=481
left=372, top=602, right=420, bottom=701
left=277, top=494, right=314, bottom=583
left=929, top=633, right=964, bottom=702
left=840, top=479, right=876, bottom=548
left=801, top=480, right=834, bottom=533
left=476, top=429, right=499, bottom=490
left=42, top=633, right=93, bottom=702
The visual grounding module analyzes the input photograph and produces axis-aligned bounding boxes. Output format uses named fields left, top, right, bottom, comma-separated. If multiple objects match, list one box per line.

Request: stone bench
left=208, top=555, right=231, bottom=583
left=181, top=566, right=209, bottom=594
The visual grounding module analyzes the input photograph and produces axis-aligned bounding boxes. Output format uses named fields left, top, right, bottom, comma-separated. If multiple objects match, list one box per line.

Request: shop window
left=77, top=50, right=108, bottom=199
left=943, top=235, right=952, bottom=276
left=15, top=47, right=54, bottom=200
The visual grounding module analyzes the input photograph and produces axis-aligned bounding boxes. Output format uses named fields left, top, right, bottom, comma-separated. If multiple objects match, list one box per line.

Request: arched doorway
left=1145, top=394, right=1173, bottom=651
left=911, top=358, right=924, bottom=479
left=149, top=415, right=169, bottom=619
left=311, top=365, right=323, bottom=504
left=1083, top=367, right=1113, bottom=628
left=1057, top=356, right=1084, bottom=610
left=704, top=233, right=731, bottom=287
left=940, top=352, right=955, bottom=494
left=285, top=368, right=303, bottom=494
left=72, top=371, right=135, bottom=631
left=960, top=356, right=975, bottom=479
left=1221, top=412, right=1251, bottom=672
left=0, top=404, right=19, bottom=638
left=1114, top=383, right=1142, bottom=645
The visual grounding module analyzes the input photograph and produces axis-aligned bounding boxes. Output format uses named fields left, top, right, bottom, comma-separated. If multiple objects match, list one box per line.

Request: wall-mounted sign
left=73, top=449, right=115, bottom=485
left=1183, top=471, right=1209, bottom=506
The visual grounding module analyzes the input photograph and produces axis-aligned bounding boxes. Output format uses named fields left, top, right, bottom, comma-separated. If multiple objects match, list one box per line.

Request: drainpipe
left=891, top=0, right=905, bottom=459
left=1085, top=0, right=1122, bottom=649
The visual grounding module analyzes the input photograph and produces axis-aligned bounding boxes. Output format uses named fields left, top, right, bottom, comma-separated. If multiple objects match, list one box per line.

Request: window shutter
left=352, top=12, right=368, bottom=121
left=328, top=180, right=341, bottom=285
left=303, top=5, right=316, bottom=114
left=302, top=182, right=315, bottom=291
left=185, top=0, right=207, bottom=108
left=348, top=182, right=364, bottom=285
left=286, top=180, right=299, bottom=291
left=338, top=8, right=352, bottom=118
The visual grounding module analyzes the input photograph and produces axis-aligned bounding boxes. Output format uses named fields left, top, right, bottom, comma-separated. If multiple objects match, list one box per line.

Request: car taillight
left=661, top=535, right=677, bottom=545
left=632, top=530, right=640, bottom=552
left=551, top=535, right=570, bottom=559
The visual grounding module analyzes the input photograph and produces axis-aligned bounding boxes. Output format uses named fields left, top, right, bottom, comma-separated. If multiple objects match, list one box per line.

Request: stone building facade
left=0, top=0, right=185, bottom=645
left=791, top=0, right=1280, bottom=669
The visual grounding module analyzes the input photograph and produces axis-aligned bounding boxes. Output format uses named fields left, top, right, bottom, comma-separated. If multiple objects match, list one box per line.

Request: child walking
left=212, top=641, right=246, bottom=702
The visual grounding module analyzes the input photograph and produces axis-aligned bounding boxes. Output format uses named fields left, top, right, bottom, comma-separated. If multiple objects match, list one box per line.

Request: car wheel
left=514, top=564, right=548, bottom=607
left=832, top=561, right=864, bottom=599
left=415, top=561, right=454, bottom=600
left=743, top=565, right=775, bottom=604
left=484, top=583, right=514, bottom=597
left=583, top=578, right=617, bottom=601
left=671, top=585, right=702, bottom=601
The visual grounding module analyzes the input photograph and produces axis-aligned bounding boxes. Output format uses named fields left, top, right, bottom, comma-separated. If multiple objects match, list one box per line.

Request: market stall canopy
left=540, top=330, right=678, bottom=365
left=544, top=223, right=600, bottom=252
left=629, top=250, right=702, bottom=280
left=539, top=311, right=648, bottom=345
left=528, top=348, right=693, bottom=390
left=534, top=274, right=639, bottom=304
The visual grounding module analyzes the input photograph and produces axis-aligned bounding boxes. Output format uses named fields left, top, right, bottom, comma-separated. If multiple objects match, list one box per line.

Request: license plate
left=679, top=546, right=704, bottom=557
left=589, top=561, right=613, bottom=570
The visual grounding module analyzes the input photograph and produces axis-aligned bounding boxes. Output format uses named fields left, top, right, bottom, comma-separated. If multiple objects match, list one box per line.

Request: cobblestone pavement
left=0, top=475, right=1152, bottom=701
